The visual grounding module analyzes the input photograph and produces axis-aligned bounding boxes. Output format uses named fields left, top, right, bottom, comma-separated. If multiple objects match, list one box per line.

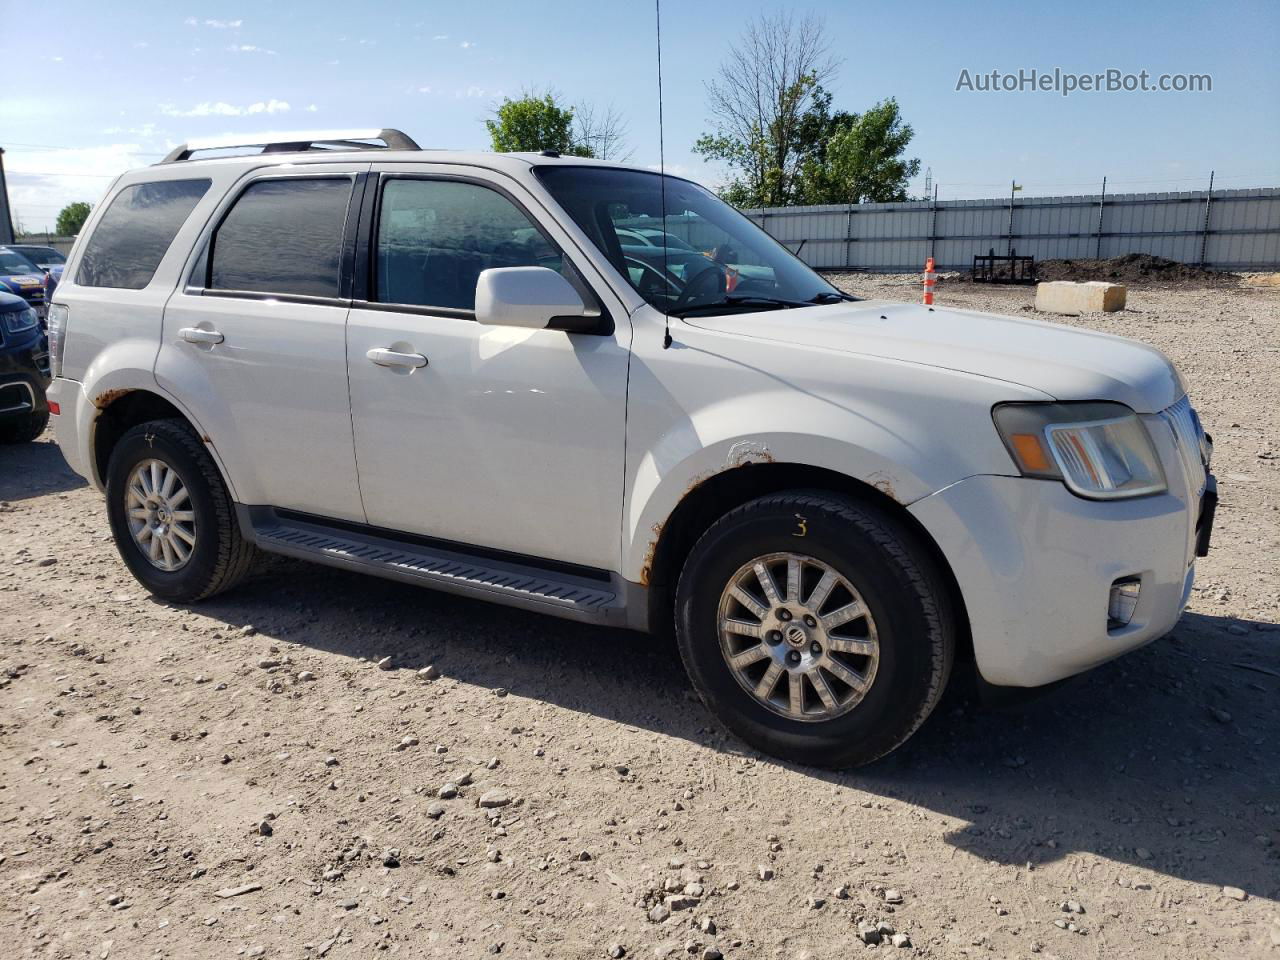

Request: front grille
left=1163, top=395, right=1207, bottom=497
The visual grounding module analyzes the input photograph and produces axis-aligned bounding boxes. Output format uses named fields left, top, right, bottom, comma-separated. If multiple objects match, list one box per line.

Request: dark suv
left=0, top=290, right=50, bottom=443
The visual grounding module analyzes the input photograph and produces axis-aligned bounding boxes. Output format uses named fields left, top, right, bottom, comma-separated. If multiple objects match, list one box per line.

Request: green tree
left=692, top=13, right=836, bottom=208
left=56, top=201, right=92, bottom=236
left=486, top=93, right=593, bottom=157
left=796, top=98, right=921, bottom=205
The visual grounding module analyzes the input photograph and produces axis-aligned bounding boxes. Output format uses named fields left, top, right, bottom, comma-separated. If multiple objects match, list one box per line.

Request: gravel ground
left=2, top=277, right=1278, bottom=959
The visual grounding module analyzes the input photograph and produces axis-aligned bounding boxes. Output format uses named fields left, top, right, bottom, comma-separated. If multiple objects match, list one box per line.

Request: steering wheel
left=625, top=257, right=680, bottom=299
left=672, top=262, right=727, bottom=313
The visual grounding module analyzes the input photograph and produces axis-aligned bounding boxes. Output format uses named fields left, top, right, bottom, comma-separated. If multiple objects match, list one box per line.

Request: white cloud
left=358, top=38, right=376, bottom=46
left=159, top=99, right=290, bottom=117
left=133, top=41, right=149, bottom=48
left=187, top=17, right=243, bottom=28
left=417, top=86, right=432, bottom=94
left=6, top=144, right=154, bottom=233
left=102, top=123, right=159, bottom=137
left=455, top=86, right=487, bottom=99
left=229, top=43, right=276, bottom=55
left=459, top=40, right=474, bottom=49
left=432, top=34, right=449, bottom=41
left=305, top=104, right=318, bottom=112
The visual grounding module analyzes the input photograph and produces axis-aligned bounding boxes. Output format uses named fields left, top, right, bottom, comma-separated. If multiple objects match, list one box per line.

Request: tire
left=105, top=419, right=255, bottom=602
left=0, top=408, right=49, bottom=444
left=674, top=491, right=954, bottom=768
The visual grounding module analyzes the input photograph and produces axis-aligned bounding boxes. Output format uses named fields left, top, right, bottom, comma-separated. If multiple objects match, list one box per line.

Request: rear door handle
left=179, top=327, right=224, bottom=344
left=367, top=347, right=427, bottom=369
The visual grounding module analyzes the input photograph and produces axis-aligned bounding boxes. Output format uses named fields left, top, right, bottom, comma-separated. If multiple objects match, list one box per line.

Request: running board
left=237, top=506, right=639, bottom=628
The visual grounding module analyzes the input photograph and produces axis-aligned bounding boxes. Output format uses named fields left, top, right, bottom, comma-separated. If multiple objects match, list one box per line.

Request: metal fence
left=721, top=187, right=1280, bottom=273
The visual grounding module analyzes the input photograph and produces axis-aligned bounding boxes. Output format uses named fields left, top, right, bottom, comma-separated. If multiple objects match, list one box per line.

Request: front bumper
left=910, top=471, right=1207, bottom=688
left=0, top=352, right=49, bottom=421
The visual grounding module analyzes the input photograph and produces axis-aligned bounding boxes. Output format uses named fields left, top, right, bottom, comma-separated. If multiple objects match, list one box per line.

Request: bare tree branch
left=574, top=102, right=633, bottom=162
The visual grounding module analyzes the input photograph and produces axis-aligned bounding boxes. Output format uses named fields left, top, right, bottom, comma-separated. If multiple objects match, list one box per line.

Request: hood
left=686, top=299, right=1184, bottom=414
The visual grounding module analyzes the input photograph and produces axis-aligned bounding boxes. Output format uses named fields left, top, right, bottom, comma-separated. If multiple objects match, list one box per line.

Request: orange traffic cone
left=923, top=257, right=936, bottom=306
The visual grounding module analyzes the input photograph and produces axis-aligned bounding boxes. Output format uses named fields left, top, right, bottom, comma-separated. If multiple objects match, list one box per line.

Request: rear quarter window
left=75, top=179, right=211, bottom=289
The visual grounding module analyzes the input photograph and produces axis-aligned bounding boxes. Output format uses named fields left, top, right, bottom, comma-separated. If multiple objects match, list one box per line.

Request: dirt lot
left=2, top=278, right=1278, bottom=959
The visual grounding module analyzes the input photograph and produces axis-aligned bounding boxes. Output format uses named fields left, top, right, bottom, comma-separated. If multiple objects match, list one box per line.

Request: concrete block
left=1034, top=281, right=1127, bottom=315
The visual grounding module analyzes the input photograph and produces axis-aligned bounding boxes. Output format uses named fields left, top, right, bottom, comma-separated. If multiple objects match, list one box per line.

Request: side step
left=238, top=507, right=634, bottom=627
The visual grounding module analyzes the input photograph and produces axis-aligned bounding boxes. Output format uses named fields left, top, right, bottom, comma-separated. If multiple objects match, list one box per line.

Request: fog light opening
left=1108, top=576, right=1142, bottom=630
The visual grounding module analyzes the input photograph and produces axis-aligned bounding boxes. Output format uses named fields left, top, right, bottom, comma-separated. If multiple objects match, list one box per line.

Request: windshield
left=535, top=166, right=851, bottom=316
left=0, top=250, right=41, bottom=273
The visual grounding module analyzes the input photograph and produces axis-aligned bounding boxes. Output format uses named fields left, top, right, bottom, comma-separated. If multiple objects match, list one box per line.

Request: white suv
left=47, top=129, right=1216, bottom=767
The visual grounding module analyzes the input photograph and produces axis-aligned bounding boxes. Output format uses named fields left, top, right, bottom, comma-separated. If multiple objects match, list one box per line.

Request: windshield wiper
left=668, top=295, right=812, bottom=318
left=810, top=291, right=860, bottom=303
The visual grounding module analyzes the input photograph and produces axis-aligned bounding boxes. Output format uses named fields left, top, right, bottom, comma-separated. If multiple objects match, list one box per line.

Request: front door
left=345, top=168, right=631, bottom=571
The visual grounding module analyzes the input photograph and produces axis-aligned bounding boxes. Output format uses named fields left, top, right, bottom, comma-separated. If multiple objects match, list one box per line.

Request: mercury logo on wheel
left=785, top=624, right=807, bottom=647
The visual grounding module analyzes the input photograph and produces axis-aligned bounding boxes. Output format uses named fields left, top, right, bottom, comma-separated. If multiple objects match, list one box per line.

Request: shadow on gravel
left=0, top=435, right=87, bottom=501
left=185, top=556, right=1279, bottom=900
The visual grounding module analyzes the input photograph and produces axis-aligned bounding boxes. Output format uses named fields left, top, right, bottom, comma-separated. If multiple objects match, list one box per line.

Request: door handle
left=367, top=347, right=428, bottom=369
left=179, top=327, right=224, bottom=345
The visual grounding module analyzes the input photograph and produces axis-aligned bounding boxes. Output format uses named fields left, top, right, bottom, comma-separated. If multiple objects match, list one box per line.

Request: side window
left=76, top=179, right=210, bottom=289
left=375, top=178, right=566, bottom=311
left=209, top=178, right=351, bottom=298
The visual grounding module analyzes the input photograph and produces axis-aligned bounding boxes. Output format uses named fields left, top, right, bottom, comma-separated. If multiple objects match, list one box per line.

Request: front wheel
left=674, top=491, right=954, bottom=768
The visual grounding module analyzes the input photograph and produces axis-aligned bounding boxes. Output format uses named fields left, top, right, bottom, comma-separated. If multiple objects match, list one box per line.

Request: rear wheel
left=105, top=419, right=255, bottom=602
left=674, top=491, right=954, bottom=768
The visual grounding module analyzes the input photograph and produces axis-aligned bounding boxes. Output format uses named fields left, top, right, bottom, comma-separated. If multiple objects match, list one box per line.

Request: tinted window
left=75, top=179, right=210, bottom=289
left=14, top=246, right=66, bottom=265
left=210, top=178, right=351, bottom=297
left=375, top=178, right=565, bottom=311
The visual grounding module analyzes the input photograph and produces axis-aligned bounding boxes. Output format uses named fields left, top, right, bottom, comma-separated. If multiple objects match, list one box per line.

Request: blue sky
left=4, top=0, right=1278, bottom=231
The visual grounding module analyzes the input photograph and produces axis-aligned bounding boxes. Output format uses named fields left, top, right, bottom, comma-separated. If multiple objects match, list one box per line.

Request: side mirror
left=475, top=267, right=590, bottom=332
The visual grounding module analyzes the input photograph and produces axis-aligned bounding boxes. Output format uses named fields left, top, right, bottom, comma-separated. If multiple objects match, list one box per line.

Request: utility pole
left=1007, top=180, right=1022, bottom=256
left=1095, top=176, right=1107, bottom=260
left=0, top=147, right=15, bottom=245
left=1199, top=170, right=1215, bottom=266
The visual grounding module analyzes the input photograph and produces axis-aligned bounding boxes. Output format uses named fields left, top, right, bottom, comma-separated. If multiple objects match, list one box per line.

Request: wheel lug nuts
left=810, top=642, right=822, bottom=655
left=787, top=650, right=801, bottom=665
left=804, top=615, right=817, bottom=628
left=777, top=609, right=792, bottom=621
left=766, top=630, right=783, bottom=645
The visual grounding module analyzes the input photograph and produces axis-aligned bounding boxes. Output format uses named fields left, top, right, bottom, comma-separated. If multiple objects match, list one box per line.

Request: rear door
left=344, top=165, right=632, bottom=570
left=157, top=167, right=369, bottom=521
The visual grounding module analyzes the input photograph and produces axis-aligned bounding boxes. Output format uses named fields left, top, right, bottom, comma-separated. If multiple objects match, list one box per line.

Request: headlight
left=993, top=402, right=1167, bottom=500
left=47, top=303, right=69, bottom=378
left=2, top=307, right=38, bottom=335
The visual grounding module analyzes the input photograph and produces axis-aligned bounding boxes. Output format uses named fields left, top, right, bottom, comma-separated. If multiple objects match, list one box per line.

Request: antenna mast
left=656, top=0, right=672, bottom=349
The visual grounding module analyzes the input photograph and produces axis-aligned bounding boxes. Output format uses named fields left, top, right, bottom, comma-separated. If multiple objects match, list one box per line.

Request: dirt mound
left=1033, top=253, right=1238, bottom=287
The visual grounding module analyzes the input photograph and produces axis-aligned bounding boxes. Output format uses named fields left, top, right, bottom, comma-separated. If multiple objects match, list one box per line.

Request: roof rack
left=159, top=128, right=421, bottom=164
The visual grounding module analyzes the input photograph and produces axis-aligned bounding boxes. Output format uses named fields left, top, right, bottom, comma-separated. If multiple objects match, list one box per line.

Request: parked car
left=46, top=129, right=1216, bottom=767
left=0, top=246, right=49, bottom=319
left=0, top=290, right=51, bottom=443
left=615, top=226, right=698, bottom=252
left=8, top=244, right=67, bottom=282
